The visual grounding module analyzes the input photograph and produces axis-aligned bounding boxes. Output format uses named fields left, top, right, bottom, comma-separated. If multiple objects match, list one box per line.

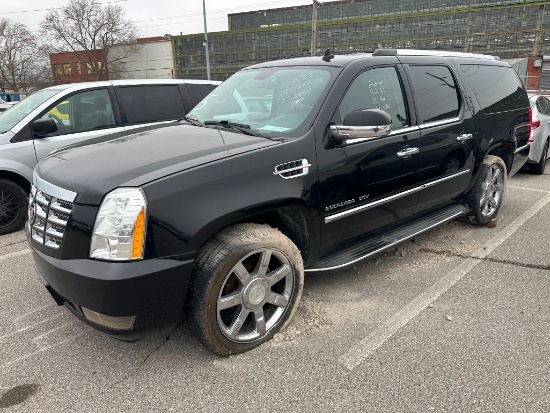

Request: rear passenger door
left=403, top=61, right=475, bottom=213
left=114, top=85, right=187, bottom=131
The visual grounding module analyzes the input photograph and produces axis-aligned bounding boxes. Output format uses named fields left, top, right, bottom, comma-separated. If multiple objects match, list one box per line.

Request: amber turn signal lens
left=132, top=208, right=145, bottom=259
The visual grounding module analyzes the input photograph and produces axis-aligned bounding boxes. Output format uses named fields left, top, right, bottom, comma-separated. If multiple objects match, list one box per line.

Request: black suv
left=27, top=49, right=531, bottom=356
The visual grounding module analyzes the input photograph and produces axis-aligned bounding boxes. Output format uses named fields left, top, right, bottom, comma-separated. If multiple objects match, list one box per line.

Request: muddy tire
left=0, top=179, right=28, bottom=235
left=465, top=155, right=507, bottom=226
left=189, top=223, right=304, bottom=356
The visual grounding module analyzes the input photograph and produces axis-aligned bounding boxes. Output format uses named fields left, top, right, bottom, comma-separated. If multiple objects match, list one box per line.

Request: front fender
left=142, top=135, right=320, bottom=262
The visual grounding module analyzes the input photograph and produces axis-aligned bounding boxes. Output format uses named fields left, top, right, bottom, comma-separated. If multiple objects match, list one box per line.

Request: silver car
left=0, top=79, right=220, bottom=235
left=527, top=93, right=550, bottom=174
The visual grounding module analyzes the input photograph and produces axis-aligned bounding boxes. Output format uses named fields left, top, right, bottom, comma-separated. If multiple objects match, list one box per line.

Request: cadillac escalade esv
left=26, top=49, right=531, bottom=356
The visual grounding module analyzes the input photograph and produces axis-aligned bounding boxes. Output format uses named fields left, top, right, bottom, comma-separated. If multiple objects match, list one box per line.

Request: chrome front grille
left=28, top=172, right=77, bottom=250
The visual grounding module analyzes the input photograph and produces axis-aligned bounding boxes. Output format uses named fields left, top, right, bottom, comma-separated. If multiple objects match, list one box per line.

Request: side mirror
left=330, top=109, right=392, bottom=143
left=32, top=118, right=57, bottom=137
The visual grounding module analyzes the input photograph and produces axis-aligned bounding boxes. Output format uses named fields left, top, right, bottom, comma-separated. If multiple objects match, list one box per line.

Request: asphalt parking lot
left=1, top=169, right=549, bottom=412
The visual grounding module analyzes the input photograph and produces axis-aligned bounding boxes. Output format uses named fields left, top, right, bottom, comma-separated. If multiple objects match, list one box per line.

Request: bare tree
left=0, top=18, right=48, bottom=92
left=41, top=0, right=139, bottom=81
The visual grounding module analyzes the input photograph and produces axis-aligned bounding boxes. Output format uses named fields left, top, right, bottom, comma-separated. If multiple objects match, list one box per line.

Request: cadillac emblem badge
left=28, top=198, right=36, bottom=225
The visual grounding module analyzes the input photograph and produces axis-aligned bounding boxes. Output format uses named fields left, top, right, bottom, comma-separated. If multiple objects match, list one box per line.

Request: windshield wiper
left=204, top=120, right=274, bottom=140
left=179, top=115, right=203, bottom=127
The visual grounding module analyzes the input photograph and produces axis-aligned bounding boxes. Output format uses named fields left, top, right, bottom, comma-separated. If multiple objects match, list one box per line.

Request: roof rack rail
left=373, top=48, right=500, bottom=61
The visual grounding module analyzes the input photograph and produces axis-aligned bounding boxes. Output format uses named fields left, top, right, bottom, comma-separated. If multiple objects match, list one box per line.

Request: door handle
left=456, top=133, right=474, bottom=142
left=396, top=147, right=420, bottom=158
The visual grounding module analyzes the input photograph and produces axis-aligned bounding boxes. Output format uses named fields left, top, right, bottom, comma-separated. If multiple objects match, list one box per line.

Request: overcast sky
left=1, top=0, right=314, bottom=37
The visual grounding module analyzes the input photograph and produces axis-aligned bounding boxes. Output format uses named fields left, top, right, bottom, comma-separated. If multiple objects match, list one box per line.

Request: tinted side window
left=408, top=65, right=460, bottom=123
left=542, top=97, right=550, bottom=115
left=40, top=88, right=115, bottom=137
left=336, top=66, right=409, bottom=130
left=186, top=83, right=218, bottom=106
left=460, top=64, right=529, bottom=113
left=116, top=85, right=185, bottom=125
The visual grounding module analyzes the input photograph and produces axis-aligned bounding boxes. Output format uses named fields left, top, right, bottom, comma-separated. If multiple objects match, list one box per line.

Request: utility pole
left=311, top=0, right=320, bottom=56
left=202, top=0, right=211, bottom=80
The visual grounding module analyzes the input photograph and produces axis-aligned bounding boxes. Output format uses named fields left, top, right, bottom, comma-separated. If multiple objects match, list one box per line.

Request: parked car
left=0, top=79, right=220, bottom=235
left=526, top=93, right=550, bottom=174
left=0, top=97, right=17, bottom=112
left=27, top=49, right=530, bottom=356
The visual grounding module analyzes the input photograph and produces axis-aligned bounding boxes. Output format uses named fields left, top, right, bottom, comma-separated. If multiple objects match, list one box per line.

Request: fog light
left=82, top=307, right=136, bottom=330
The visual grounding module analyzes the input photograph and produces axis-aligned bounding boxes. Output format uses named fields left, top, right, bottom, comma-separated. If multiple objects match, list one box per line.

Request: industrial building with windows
left=172, top=0, right=550, bottom=83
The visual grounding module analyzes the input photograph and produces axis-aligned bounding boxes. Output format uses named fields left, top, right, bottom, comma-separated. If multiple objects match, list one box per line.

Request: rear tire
left=189, top=223, right=304, bottom=356
left=465, top=155, right=507, bottom=226
left=0, top=179, right=28, bottom=235
left=530, top=138, right=549, bottom=175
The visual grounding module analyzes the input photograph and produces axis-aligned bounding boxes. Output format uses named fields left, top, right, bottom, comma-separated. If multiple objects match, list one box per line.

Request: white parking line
left=340, top=192, right=550, bottom=371
left=0, top=249, right=30, bottom=261
left=32, top=323, right=75, bottom=351
left=0, top=314, right=66, bottom=341
left=507, top=185, right=550, bottom=193
left=0, top=333, right=86, bottom=370
left=14, top=305, right=52, bottom=323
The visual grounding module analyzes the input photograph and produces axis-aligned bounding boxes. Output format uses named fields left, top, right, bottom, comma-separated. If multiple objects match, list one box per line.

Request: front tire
left=189, top=223, right=304, bottom=356
left=0, top=179, right=28, bottom=235
left=465, top=155, right=507, bottom=226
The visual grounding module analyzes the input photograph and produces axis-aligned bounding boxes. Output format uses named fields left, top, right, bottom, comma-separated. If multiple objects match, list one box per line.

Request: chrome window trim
left=325, top=169, right=470, bottom=224
left=340, top=126, right=420, bottom=145
left=340, top=117, right=461, bottom=143
left=419, top=117, right=460, bottom=130
left=389, top=125, right=419, bottom=136
left=33, top=170, right=77, bottom=203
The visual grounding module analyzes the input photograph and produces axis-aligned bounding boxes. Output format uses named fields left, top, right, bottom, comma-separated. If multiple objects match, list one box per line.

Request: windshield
left=188, top=66, right=338, bottom=137
left=0, top=89, right=62, bottom=133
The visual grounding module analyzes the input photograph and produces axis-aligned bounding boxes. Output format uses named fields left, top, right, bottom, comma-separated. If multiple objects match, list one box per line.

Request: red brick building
left=50, top=50, right=109, bottom=85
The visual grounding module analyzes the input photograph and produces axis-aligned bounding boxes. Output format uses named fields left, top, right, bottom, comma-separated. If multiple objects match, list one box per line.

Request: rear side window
left=408, top=65, right=460, bottom=123
left=538, top=96, right=550, bottom=115
left=186, top=83, right=218, bottom=106
left=116, top=85, right=185, bottom=125
left=460, top=64, right=528, bottom=113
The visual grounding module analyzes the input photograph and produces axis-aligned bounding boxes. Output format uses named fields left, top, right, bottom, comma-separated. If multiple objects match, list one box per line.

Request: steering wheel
left=47, top=113, right=67, bottom=134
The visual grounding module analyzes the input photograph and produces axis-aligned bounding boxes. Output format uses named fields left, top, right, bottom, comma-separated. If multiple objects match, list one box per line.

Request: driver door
left=32, top=88, right=124, bottom=162
left=317, top=66, right=422, bottom=255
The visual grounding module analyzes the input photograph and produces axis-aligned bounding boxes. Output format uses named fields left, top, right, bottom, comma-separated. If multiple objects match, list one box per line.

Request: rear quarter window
left=186, top=83, right=218, bottom=106
left=116, top=85, right=186, bottom=125
left=460, top=64, right=528, bottom=113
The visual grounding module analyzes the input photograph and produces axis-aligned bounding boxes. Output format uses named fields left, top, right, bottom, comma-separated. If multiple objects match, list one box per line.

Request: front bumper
left=30, top=246, right=194, bottom=341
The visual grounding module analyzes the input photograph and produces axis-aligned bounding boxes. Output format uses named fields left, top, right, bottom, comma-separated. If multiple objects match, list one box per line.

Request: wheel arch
left=484, top=142, right=514, bottom=174
left=0, top=170, right=31, bottom=193
left=187, top=200, right=316, bottom=266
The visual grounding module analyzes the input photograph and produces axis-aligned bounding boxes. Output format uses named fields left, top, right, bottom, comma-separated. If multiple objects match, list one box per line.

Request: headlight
left=90, top=188, right=147, bottom=261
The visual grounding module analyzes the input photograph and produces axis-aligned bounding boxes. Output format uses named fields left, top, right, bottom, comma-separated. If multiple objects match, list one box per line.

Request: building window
left=62, top=63, right=72, bottom=75
left=53, top=65, right=63, bottom=76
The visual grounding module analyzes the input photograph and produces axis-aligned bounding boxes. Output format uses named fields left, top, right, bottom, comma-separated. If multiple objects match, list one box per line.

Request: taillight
left=528, top=107, right=535, bottom=143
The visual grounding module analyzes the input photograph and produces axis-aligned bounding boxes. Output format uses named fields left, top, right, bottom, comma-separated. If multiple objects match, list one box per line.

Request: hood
left=37, top=123, right=279, bottom=205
